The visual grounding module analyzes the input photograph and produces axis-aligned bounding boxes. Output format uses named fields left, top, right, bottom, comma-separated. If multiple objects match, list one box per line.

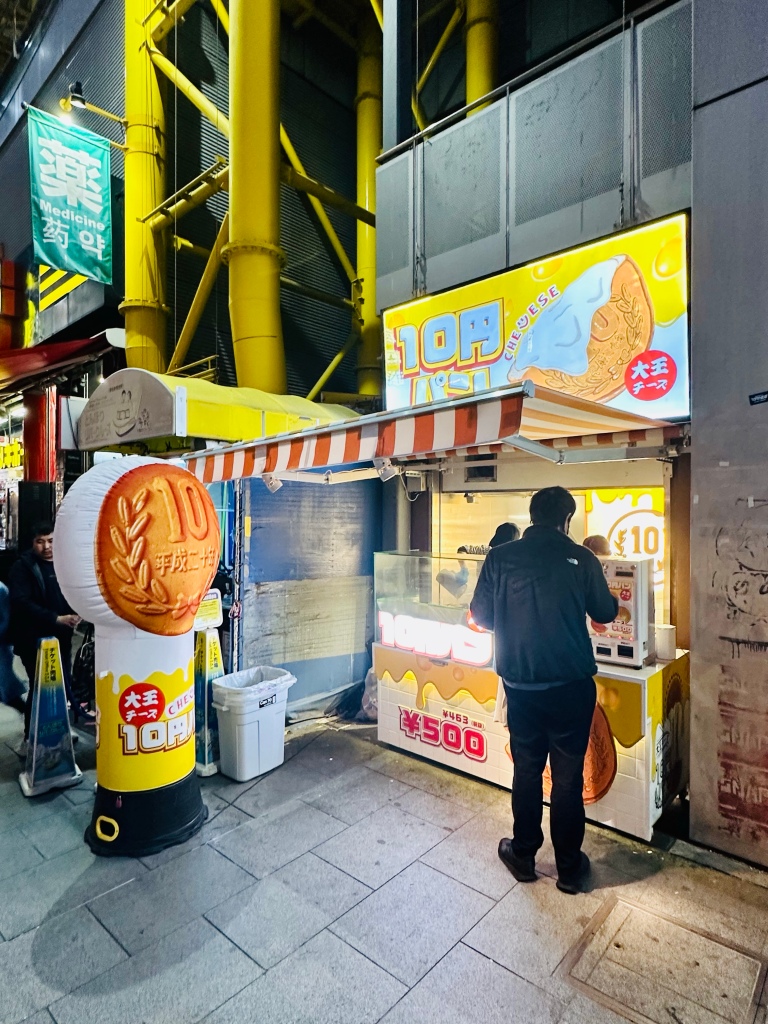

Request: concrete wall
left=689, top=0, right=768, bottom=865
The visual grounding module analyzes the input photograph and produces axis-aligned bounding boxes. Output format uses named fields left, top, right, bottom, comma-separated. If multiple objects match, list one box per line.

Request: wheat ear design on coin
left=109, top=489, right=191, bottom=619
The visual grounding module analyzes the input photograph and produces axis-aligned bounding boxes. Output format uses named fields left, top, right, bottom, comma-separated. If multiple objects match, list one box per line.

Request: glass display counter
left=373, top=551, right=690, bottom=842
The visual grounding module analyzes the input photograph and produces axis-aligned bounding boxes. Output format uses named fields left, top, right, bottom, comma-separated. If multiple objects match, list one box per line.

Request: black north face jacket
left=470, top=525, right=618, bottom=688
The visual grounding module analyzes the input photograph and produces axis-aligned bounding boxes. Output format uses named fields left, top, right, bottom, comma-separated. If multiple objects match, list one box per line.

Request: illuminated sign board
left=377, top=610, right=493, bottom=667
left=383, top=214, right=689, bottom=420
left=0, top=439, right=23, bottom=469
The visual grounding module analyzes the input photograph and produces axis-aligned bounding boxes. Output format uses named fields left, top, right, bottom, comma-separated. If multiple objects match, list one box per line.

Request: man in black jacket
left=470, top=486, right=618, bottom=894
left=8, top=522, right=80, bottom=751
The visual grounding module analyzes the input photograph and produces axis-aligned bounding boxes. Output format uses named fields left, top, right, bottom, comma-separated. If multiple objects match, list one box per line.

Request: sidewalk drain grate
left=559, top=895, right=767, bottom=1024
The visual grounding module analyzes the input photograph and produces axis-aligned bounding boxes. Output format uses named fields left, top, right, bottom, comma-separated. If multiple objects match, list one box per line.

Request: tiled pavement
left=1, top=704, right=767, bottom=1024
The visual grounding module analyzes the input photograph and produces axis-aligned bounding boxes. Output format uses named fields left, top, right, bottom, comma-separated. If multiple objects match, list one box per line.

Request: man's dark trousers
left=504, top=677, right=596, bottom=880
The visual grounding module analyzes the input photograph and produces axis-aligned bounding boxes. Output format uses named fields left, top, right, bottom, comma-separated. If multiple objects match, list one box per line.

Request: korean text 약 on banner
left=28, top=107, right=112, bottom=285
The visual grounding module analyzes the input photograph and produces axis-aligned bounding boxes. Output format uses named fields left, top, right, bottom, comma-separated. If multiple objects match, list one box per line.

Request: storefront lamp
left=59, top=83, right=128, bottom=128
left=68, top=82, right=86, bottom=109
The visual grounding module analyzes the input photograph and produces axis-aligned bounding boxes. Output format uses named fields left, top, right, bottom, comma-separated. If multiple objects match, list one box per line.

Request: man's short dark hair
left=31, top=521, right=54, bottom=540
left=529, top=487, right=576, bottom=529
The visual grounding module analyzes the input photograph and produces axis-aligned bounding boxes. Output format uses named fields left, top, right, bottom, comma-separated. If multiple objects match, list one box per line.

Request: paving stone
left=560, top=991, right=641, bottom=1024
left=391, top=787, right=478, bottom=831
left=367, top=748, right=504, bottom=809
left=331, top=861, right=494, bottom=985
left=638, top=859, right=768, bottom=950
left=49, top=917, right=261, bottom=1024
left=463, top=875, right=602, bottom=1000
left=0, top=906, right=125, bottom=1024
left=139, top=802, right=251, bottom=870
left=0, top=846, right=146, bottom=940
left=0, top=825, right=44, bottom=882
left=88, top=845, right=253, bottom=954
left=231, top=759, right=332, bottom=817
left=19, top=806, right=92, bottom=861
left=203, top=929, right=406, bottom=1024
left=212, top=800, right=345, bottom=878
left=0, top=783, right=65, bottom=834
left=378, top=941, right=563, bottom=1024
left=604, top=906, right=761, bottom=1023
left=314, top=803, right=448, bottom=889
left=61, top=770, right=96, bottom=807
left=302, top=764, right=412, bottom=825
left=12, top=1012, right=54, bottom=1024
left=206, top=852, right=370, bottom=968
left=420, top=809, right=520, bottom=900
left=289, top=729, right=379, bottom=777
left=586, top=957, right=747, bottom=1024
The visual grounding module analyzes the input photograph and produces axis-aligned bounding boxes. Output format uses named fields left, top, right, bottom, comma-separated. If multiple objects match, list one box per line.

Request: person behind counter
left=439, top=523, right=522, bottom=599
left=583, top=534, right=611, bottom=557
left=470, top=486, right=618, bottom=895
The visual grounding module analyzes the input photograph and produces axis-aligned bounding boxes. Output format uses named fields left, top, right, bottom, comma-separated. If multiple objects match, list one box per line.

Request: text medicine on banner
left=27, top=107, right=112, bottom=285
left=383, top=214, right=689, bottom=420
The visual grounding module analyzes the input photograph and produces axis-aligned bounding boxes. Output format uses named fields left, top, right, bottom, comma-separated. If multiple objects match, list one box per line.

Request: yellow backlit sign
left=0, top=439, right=23, bottom=469
left=383, top=215, right=689, bottom=419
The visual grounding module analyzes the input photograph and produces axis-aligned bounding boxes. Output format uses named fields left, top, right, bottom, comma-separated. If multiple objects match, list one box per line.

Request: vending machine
left=588, top=557, right=655, bottom=668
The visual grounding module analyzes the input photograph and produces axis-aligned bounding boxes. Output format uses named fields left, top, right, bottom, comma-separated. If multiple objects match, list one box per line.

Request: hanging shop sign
left=28, top=107, right=112, bottom=285
left=383, top=214, right=689, bottom=420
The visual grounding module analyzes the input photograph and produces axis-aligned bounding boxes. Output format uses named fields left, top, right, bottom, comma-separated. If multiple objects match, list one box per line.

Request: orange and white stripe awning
left=187, top=382, right=685, bottom=484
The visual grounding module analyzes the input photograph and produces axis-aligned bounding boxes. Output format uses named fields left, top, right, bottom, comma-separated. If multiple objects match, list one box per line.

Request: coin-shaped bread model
left=95, top=464, right=219, bottom=636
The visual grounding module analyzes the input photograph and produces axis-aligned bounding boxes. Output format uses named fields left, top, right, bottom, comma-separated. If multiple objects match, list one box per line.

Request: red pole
left=23, top=387, right=56, bottom=482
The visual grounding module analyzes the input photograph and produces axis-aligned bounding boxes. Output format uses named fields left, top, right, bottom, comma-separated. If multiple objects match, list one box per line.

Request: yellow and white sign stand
left=19, top=637, right=83, bottom=798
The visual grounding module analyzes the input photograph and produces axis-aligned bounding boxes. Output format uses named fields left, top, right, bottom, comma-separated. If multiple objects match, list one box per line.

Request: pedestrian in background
left=8, top=522, right=85, bottom=754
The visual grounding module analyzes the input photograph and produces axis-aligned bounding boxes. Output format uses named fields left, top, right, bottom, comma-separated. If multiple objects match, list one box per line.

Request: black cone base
left=85, top=770, right=208, bottom=858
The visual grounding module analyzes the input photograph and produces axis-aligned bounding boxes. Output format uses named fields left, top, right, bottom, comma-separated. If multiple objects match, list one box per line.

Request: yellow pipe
left=417, top=2, right=464, bottom=94
left=152, top=0, right=198, bottom=43
left=168, top=215, right=228, bottom=373
left=307, top=330, right=360, bottom=401
left=172, top=235, right=212, bottom=259
left=148, top=47, right=230, bottom=139
left=369, top=0, right=383, bottom=30
left=465, top=0, right=498, bottom=111
left=225, top=0, right=286, bottom=393
left=356, top=11, right=383, bottom=396
left=280, top=125, right=356, bottom=284
left=147, top=165, right=228, bottom=230
left=281, top=165, right=375, bottom=227
left=121, top=0, right=167, bottom=372
left=209, top=0, right=229, bottom=33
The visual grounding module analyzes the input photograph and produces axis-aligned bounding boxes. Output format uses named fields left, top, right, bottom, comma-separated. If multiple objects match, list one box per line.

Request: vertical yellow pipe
left=224, top=0, right=287, bottom=393
left=465, top=0, right=498, bottom=111
left=356, top=11, right=383, bottom=396
left=121, top=0, right=167, bottom=371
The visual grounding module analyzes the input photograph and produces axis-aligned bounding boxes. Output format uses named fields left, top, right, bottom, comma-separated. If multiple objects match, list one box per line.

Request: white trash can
left=212, top=667, right=296, bottom=782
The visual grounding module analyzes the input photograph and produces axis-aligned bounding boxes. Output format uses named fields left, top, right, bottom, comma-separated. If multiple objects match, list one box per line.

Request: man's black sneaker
left=556, top=852, right=591, bottom=895
left=498, top=838, right=537, bottom=882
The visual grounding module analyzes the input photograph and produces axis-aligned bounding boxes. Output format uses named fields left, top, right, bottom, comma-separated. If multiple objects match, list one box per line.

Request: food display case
left=374, top=551, right=690, bottom=842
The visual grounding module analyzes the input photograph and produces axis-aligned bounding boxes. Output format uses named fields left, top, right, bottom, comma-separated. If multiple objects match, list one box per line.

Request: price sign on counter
left=194, top=589, right=223, bottom=631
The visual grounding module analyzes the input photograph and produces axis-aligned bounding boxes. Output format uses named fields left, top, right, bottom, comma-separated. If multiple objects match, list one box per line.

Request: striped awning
left=187, top=382, right=681, bottom=484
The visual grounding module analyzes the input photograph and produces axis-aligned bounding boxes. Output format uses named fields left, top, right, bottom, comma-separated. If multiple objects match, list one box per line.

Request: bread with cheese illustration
left=509, top=256, right=654, bottom=401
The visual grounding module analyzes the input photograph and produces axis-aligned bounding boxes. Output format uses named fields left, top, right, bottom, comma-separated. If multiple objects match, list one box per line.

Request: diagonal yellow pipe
left=209, top=0, right=229, bottom=33
left=280, top=126, right=356, bottom=284
left=168, top=215, right=228, bottom=373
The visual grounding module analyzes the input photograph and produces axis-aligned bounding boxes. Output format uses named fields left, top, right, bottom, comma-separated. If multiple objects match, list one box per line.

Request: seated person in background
left=583, top=534, right=611, bottom=557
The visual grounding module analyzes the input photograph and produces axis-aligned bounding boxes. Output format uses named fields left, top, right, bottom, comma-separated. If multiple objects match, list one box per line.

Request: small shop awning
left=0, top=336, right=109, bottom=396
left=187, top=382, right=687, bottom=484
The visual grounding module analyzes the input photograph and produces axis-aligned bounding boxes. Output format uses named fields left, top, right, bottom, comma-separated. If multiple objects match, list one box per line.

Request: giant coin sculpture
left=56, top=456, right=220, bottom=856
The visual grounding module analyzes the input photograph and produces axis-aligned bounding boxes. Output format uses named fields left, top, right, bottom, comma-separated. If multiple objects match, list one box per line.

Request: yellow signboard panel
left=383, top=214, right=689, bottom=419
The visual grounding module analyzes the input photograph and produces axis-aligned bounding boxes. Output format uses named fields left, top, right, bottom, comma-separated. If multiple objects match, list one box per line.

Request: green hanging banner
left=27, top=106, right=113, bottom=285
